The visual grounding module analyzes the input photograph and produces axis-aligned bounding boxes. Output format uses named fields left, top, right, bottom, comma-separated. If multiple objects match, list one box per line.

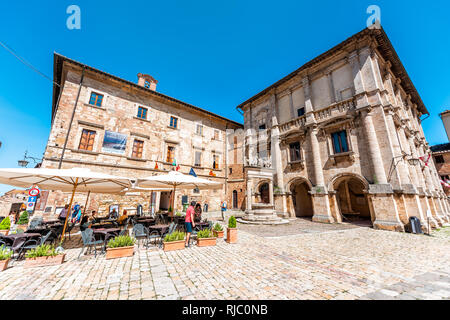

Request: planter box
left=24, top=254, right=66, bottom=268
left=197, top=237, right=217, bottom=247
left=213, top=230, right=224, bottom=238
left=163, top=240, right=185, bottom=252
left=226, top=228, right=238, bottom=244
left=0, top=259, right=10, bottom=271
left=0, top=230, right=9, bottom=236
left=106, top=246, right=134, bottom=260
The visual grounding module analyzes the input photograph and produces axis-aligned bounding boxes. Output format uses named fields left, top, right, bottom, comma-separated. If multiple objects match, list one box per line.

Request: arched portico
left=286, top=177, right=314, bottom=218
left=328, top=173, right=373, bottom=226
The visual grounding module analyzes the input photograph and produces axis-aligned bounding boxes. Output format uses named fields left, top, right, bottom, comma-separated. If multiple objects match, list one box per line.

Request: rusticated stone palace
left=40, top=54, right=244, bottom=216
left=238, top=26, right=450, bottom=230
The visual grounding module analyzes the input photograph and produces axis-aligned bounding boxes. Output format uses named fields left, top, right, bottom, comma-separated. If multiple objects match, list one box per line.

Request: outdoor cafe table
left=93, top=228, right=121, bottom=250
left=136, top=218, right=155, bottom=227
left=1, top=233, right=41, bottom=252
left=195, top=222, right=210, bottom=230
left=42, top=220, right=60, bottom=225
left=148, top=224, right=170, bottom=236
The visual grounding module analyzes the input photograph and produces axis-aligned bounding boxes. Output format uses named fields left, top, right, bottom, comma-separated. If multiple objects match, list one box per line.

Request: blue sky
left=0, top=0, right=449, bottom=195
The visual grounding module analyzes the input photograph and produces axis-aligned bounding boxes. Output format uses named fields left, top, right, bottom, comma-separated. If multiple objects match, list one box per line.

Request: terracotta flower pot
left=24, top=254, right=66, bottom=268
left=213, top=230, right=224, bottom=238
left=226, top=228, right=237, bottom=244
left=197, top=237, right=217, bottom=247
left=0, top=230, right=9, bottom=236
left=106, top=246, right=134, bottom=260
left=0, top=259, right=10, bottom=271
left=163, top=240, right=185, bottom=252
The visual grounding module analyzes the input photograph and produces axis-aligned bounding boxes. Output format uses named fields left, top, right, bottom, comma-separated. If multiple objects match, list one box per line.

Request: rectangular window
left=193, top=187, right=200, bottom=194
left=297, top=107, right=305, bottom=117
left=214, top=130, right=220, bottom=140
left=166, top=146, right=175, bottom=163
left=132, top=140, right=144, bottom=159
left=79, top=129, right=96, bottom=151
left=289, top=142, right=301, bottom=162
left=89, top=92, right=104, bottom=107
left=196, top=124, right=203, bottom=135
left=435, top=155, right=445, bottom=164
left=259, top=124, right=266, bottom=131
left=137, top=107, right=148, bottom=120
left=194, top=151, right=202, bottom=167
left=213, top=155, right=219, bottom=170
left=331, top=130, right=349, bottom=154
left=170, top=117, right=178, bottom=129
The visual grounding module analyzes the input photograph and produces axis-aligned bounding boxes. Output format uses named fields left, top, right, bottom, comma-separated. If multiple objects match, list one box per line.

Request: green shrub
left=0, top=246, right=12, bottom=261
left=0, top=217, right=11, bottom=230
left=25, top=244, right=58, bottom=258
left=228, top=216, right=237, bottom=229
left=213, top=223, right=223, bottom=232
left=107, top=235, right=135, bottom=249
left=164, top=231, right=185, bottom=242
left=175, top=211, right=183, bottom=217
left=197, top=228, right=213, bottom=239
left=17, top=211, right=29, bottom=225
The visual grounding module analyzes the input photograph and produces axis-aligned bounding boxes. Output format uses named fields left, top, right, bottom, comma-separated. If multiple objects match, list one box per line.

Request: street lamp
left=17, top=151, right=41, bottom=168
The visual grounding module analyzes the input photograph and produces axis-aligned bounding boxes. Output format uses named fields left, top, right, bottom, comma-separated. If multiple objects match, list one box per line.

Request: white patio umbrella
left=137, top=171, right=222, bottom=218
left=0, top=167, right=133, bottom=239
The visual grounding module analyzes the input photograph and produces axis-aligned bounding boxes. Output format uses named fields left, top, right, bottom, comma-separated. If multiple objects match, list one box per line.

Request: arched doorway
left=159, top=192, right=170, bottom=211
left=333, top=176, right=371, bottom=226
left=290, top=180, right=313, bottom=219
left=232, top=190, right=238, bottom=209
left=259, top=183, right=270, bottom=204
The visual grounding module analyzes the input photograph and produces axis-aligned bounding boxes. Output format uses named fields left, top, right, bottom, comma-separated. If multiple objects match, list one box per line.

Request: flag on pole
left=189, top=168, right=197, bottom=177
left=419, top=154, right=431, bottom=171
left=440, top=179, right=450, bottom=188
left=209, top=170, right=216, bottom=177
left=176, top=164, right=180, bottom=171
left=172, top=158, right=177, bottom=167
left=154, top=162, right=159, bottom=170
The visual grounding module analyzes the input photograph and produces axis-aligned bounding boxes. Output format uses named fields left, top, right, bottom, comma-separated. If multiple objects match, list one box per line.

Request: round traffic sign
left=29, top=188, right=40, bottom=197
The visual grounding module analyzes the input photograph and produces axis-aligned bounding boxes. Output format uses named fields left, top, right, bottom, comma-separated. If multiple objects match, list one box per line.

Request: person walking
left=71, top=203, right=80, bottom=220
left=185, top=201, right=196, bottom=248
left=220, top=199, right=227, bottom=221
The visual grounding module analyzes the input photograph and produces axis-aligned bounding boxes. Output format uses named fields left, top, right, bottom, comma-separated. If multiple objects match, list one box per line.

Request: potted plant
left=16, top=211, right=29, bottom=231
left=106, top=235, right=135, bottom=259
left=163, top=231, right=186, bottom=252
left=24, top=244, right=66, bottom=268
left=0, top=217, right=11, bottom=236
left=197, top=229, right=217, bottom=247
left=226, top=216, right=238, bottom=244
left=0, top=246, right=12, bottom=271
left=213, top=223, right=224, bottom=238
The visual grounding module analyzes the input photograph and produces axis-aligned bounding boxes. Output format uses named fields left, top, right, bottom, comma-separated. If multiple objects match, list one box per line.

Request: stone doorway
left=159, top=192, right=170, bottom=211
left=290, top=181, right=313, bottom=218
left=259, top=183, right=270, bottom=204
left=334, top=177, right=372, bottom=226
left=232, top=190, right=238, bottom=209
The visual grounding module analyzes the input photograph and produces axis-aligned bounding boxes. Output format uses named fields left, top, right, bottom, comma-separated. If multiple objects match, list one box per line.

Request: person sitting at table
left=108, top=208, right=119, bottom=220
left=58, top=204, right=69, bottom=223
left=90, top=210, right=98, bottom=223
left=194, top=203, right=202, bottom=223
left=80, top=214, right=93, bottom=232
left=117, top=210, right=128, bottom=225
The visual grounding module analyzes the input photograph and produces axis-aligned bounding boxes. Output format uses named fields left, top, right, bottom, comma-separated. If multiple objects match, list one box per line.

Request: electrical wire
left=0, top=39, right=60, bottom=87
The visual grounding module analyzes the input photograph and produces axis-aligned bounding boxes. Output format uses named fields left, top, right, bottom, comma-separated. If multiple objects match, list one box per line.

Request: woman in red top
left=185, top=201, right=196, bottom=247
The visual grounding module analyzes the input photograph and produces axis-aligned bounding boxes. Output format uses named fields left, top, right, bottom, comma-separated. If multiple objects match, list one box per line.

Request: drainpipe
left=58, top=66, right=86, bottom=169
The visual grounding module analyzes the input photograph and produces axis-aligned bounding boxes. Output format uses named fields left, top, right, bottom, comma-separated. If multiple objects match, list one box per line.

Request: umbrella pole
left=171, top=185, right=176, bottom=222
left=82, top=191, right=91, bottom=217
left=61, top=178, right=79, bottom=241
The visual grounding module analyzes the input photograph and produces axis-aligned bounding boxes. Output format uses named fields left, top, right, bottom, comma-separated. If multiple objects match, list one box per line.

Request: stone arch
left=328, top=173, right=372, bottom=226
left=286, top=177, right=314, bottom=218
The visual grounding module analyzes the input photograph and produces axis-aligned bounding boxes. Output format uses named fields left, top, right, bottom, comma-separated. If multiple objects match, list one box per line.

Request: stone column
left=288, top=89, right=295, bottom=120
left=302, top=76, right=316, bottom=124
left=326, top=71, right=336, bottom=103
left=308, top=126, right=333, bottom=223
left=361, top=109, right=388, bottom=184
left=246, top=179, right=252, bottom=214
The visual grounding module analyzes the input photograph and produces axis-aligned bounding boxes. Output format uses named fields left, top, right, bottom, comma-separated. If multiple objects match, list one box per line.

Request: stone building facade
left=40, top=54, right=244, bottom=216
left=430, top=110, right=450, bottom=196
left=237, top=27, right=450, bottom=230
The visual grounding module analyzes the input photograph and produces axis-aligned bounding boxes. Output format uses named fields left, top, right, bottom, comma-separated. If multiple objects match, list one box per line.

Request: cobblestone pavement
left=0, top=221, right=449, bottom=300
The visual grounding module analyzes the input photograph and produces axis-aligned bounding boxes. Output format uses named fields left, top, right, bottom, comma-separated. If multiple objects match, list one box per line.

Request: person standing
left=203, top=201, right=209, bottom=213
left=185, top=201, right=196, bottom=248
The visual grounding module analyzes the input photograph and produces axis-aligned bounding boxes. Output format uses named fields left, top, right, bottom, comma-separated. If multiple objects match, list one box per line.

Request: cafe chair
left=78, top=229, right=104, bottom=258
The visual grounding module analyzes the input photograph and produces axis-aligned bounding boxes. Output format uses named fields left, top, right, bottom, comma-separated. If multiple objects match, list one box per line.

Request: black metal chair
left=132, top=224, right=149, bottom=248
left=29, top=217, right=43, bottom=230
left=78, top=229, right=104, bottom=258
left=158, top=222, right=177, bottom=248
left=189, top=225, right=201, bottom=246
left=0, top=240, right=11, bottom=251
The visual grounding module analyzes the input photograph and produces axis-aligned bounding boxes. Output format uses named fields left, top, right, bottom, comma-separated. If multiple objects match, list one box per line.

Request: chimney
left=137, top=73, right=158, bottom=91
